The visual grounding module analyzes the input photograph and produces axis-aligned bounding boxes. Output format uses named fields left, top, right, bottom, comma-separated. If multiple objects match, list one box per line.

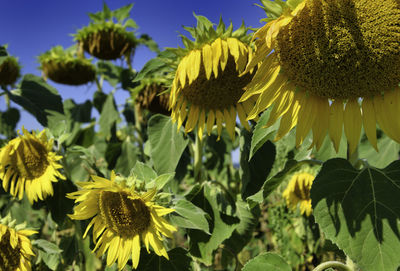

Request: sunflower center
left=12, top=139, right=49, bottom=179
left=293, top=179, right=311, bottom=200
left=275, top=0, right=400, bottom=99
left=98, top=191, right=151, bottom=238
left=181, top=54, right=254, bottom=110
left=0, top=231, right=22, bottom=270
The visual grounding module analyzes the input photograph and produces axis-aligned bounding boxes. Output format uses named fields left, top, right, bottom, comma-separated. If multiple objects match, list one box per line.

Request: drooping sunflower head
left=132, top=51, right=176, bottom=117
left=0, top=127, right=65, bottom=203
left=282, top=171, right=315, bottom=216
left=67, top=171, right=177, bottom=270
left=168, top=14, right=258, bottom=140
left=38, top=45, right=96, bottom=85
left=243, top=0, right=400, bottom=153
left=0, top=214, right=36, bottom=271
left=0, top=45, right=21, bottom=86
left=74, top=3, right=139, bottom=62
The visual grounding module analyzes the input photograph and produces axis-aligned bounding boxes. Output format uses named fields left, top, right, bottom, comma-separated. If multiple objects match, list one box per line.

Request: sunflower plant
left=74, top=3, right=158, bottom=65
left=38, top=45, right=96, bottom=86
left=1, top=1, right=400, bottom=271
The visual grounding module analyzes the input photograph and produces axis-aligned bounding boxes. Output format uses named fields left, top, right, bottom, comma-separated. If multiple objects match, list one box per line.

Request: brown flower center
left=180, top=50, right=254, bottom=110
left=275, top=0, right=400, bottom=99
left=0, top=231, right=21, bottom=270
left=12, top=138, right=49, bottom=179
left=98, top=191, right=151, bottom=238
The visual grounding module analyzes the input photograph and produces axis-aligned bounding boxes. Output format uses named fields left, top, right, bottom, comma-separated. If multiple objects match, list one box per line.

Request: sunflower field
left=0, top=1, right=400, bottom=270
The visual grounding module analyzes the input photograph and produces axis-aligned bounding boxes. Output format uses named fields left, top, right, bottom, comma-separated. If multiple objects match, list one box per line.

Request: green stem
left=95, top=75, right=103, bottom=92
left=312, top=261, right=353, bottom=271
left=193, top=131, right=203, bottom=182
left=5, top=93, right=10, bottom=109
left=347, top=144, right=359, bottom=167
left=133, top=103, right=145, bottom=161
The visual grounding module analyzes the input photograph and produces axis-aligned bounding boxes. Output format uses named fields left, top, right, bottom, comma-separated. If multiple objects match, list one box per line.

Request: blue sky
left=0, top=0, right=266, bottom=130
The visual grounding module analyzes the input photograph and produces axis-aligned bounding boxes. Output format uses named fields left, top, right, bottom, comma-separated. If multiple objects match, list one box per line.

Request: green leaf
left=170, top=198, right=210, bottom=233
left=99, top=93, right=119, bottom=139
left=242, top=252, right=291, bottom=271
left=188, top=182, right=240, bottom=265
left=131, top=161, right=157, bottom=183
left=240, top=129, right=276, bottom=199
left=148, top=114, right=189, bottom=174
left=114, top=136, right=138, bottom=177
left=34, top=239, right=63, bottom=254
left=46, top=110, right=66, bottom=138
left=124, top=18, right=138, bottom=29
left=247, top=159, right=299, bottom=207
left=97, top=61, right=123, bottom=87
left=145, top=172, right=175, bottom=190
left=222, top=198, right=260, bottom=262
left=102, top=2, right=112, bottom=20
left=7, top=74, right=63, bottom=126
left=311, top=158, right=400, bottom=271
left=45, top=180, right=75, bottom=225
left=113, top=3, right=133, bottom=23
left=0, top=107, right=19, bottom=137
left=359, top=134, right=400, bottom=168
left=135, top=248, right=191, bottom=271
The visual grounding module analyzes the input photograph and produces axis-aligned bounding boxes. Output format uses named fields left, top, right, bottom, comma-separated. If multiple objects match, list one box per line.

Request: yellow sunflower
left=242, top=0, right=400, bottom=154
left=0, top=215, right=36, bottom=271
left=282, top=172, right=315, bottom=216
left=168, top=15, right=258, bottom=140
left=67, top=171, right=177, bottom=270
left=0, top=127, right=65, bottom=203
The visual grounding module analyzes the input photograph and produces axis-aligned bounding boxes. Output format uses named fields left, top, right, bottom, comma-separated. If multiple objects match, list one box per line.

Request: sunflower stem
left=312, top=261, right=354, bottom=271
left=133, top=103, right=145, bottom=161
left=347, top=145, right=360, bottom=168
left=193, top=131, right=203, bottom=182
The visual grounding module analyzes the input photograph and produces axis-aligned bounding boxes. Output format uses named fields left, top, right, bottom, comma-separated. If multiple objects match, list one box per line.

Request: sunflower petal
left=344, top=99, right=362, bottom=155
left=328, top=100, right=344, bottom=152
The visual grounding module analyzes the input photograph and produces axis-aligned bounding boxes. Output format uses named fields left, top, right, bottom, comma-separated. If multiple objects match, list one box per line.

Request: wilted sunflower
left=67, top=171, right=177, bottom=270
left=0, top=214, right=36, bottom=271
left=0, top=128, right=65, bottom=203
left=283, top=172, right=315, bottom=216
left=0, top=45, right=20, bottom=86
left=242, top=0, right=400, bottom=153
left=168, top=15, right=258, bottom=140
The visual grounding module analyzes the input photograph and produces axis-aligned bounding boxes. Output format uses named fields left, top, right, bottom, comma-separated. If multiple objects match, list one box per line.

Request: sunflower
left=168, top=15, right=258, bottom=140
left=0, top=127, right=65, bottom=203
left=242, top=0, right=400, bottom=154
left=0, top=214, right=36, bottom=271
left=0, top=45, right=20, bottom=86
left=282, top=172, right=315, bottom=216
left=38, top=45, right=96, bottom=86
left=67, top=171, right=177, bottom=270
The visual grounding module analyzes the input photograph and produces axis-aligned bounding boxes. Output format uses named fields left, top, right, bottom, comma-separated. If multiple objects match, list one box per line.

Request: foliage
left=0, top=2, right=398, bottom=271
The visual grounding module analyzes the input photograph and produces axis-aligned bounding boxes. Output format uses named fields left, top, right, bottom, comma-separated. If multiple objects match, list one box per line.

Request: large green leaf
left=249, top=108, right=278, bottom=160
left=131, top=161, right=157, bottom=183
left=311, top=159, right=400, bottom=271
left=247, top=159, right=299, bottom=207
left=7, top=74, right=63, bottom=126
left=240, top=129, right=275, bottom=199
left=222, top=198, right=260, bottom=265
left=169, top=198, right=210, bottom=233
left=135, top=248, right=191, bottom=271
left=114, top=136, right=138, bottom=177
left=147, top=114, right=189, bottom=174
left=99, top=93, right=119, bottom=139
left=242, top=253, right=291, bottom=271
left=188, top=182, right=240, bottom=265
left=0, top=107, right=19, bottom=137
left=359, top=134, right=400, bottom=168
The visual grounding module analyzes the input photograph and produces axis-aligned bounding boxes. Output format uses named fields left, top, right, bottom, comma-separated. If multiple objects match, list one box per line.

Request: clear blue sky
left=0, top=0, right=266, bottom=130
